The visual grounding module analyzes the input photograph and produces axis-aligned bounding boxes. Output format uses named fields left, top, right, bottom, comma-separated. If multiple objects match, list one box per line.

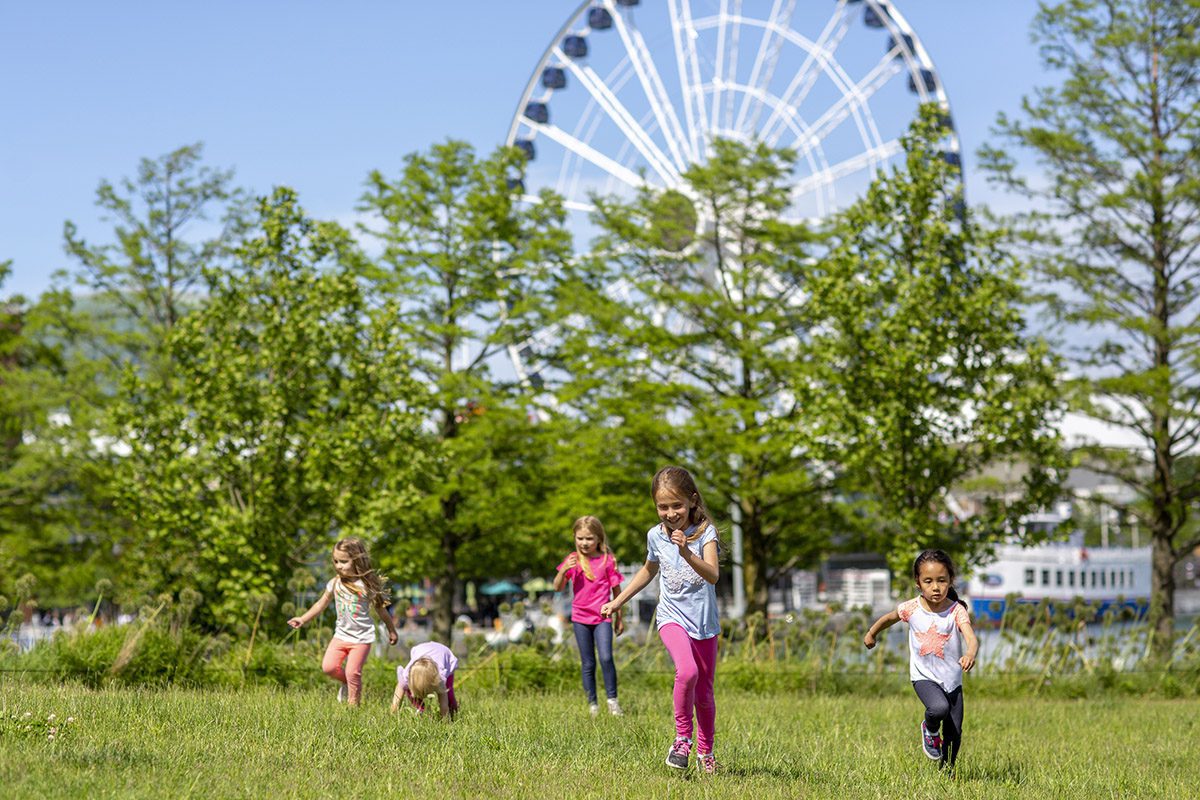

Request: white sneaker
left=588, top=703, right=599, bottom=717
left=607, top=698, right=624, bottom=716
left=337, top=685, right=347, bottom=703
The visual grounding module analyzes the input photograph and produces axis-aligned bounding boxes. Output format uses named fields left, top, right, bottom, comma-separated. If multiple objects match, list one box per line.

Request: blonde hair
left=408, top=657, right=442, bottom=709
left=572, top=515, right=613, bottom=580
left=333, top=537, right=389, bottom=604
left=651, top=466, right=717, bottom=543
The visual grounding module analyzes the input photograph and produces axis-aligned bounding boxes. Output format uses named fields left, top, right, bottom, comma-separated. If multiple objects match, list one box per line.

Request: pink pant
left=322, top=638, right=371, bottom=704
left=659, top=623, right=718, bottom=754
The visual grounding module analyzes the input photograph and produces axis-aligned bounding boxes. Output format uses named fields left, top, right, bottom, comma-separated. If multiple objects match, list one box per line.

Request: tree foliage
left=112, top=189, right=428, bottom=627
left=809, top=106, right=1066, bottom=575
left=980, top=0, right=1200, bottom=654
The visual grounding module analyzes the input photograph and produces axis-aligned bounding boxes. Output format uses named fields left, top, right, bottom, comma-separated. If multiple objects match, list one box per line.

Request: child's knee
left=675, top=665, right=699, bottom=687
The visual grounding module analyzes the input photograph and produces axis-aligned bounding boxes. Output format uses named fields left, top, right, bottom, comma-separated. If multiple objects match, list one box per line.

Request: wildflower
left=49, top=727, right=57, bottom=735
left=48, top=713, right=57, bottom=722
left=22, top=712, right=31, bottom=719
left=47, top=734, right=55, bottom=742
left=66, top=716, right=75, bottom=724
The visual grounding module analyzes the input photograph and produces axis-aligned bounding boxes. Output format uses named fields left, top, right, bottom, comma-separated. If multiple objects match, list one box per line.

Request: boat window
left=1056, top=570, right=1063, bottom=587
left=1068, top=571, right=1075, bottom=587
left=1025, top=568, right=1035, bottom=586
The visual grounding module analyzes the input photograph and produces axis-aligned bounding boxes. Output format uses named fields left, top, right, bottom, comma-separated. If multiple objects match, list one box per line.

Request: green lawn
left=2, top=681, right=1197, bottom=798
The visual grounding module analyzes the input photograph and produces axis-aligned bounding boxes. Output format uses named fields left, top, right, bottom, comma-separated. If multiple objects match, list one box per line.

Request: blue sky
left=1, top=0, right=1050, bottom=299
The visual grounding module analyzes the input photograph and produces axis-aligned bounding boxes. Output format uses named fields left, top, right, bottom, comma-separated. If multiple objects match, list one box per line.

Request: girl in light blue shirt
left=602, top=466, right=721, bottom=775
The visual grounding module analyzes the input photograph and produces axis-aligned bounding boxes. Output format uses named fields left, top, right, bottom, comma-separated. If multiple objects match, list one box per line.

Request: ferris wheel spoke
left=553, top=46, right=682, bottom=188
left=757, top=9, right=854, bottom=143
left=711, top=0, right=744, bottom=134
left=733, top=0, right=797, bottom=134
left=517, top=194, right=597, bottom=215
left=528, top=120, right=648, bottom=190
left=669, top=0, right=712, bottom=159
left=790, top=138, right=902, bottom=201
left=777, top=52, right=904, bottom=151
left=606, top=1, right=695, bottom=169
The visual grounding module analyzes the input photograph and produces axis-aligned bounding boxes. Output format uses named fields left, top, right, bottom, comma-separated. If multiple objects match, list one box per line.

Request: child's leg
left=691, top=635, right=718, bottom=755
left=912, top=680, right=952, bottom=736
left=942, top=687, right=964, bottom=765
left=595, top=620, right=618, bottom=700
left=342, top=643, right=371, bottom=705
left=659, top=623, right=700, bottom=742
left=322, top=638, right=352, bottom=684
left=573, top=621, right=599, bottom=704
left=446, top=673, right=459, bottom=716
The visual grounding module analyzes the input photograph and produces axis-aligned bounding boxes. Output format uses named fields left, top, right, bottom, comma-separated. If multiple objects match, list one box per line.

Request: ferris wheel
left=505, top=0, right=961, bottom=386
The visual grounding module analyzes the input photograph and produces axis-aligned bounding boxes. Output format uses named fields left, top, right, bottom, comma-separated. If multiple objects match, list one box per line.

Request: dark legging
left=573, top=620, right=617, bottom=703
left=912, top=680, right=963, bottom=766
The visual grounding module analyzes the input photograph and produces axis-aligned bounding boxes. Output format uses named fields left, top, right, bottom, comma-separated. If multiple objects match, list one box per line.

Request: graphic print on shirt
left=335, top=583, right=368, bottom=628
left=914, top=623, right=952, bottom=658
left=657, top=529, right=707, bottom=593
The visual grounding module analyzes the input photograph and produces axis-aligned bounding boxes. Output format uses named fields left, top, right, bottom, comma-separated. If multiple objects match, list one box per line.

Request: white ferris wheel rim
left=504, top=0, right=962, bottom=383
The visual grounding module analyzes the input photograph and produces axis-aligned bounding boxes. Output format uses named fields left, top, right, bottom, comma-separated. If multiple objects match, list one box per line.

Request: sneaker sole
left=665, top=758, right=688, bottom=770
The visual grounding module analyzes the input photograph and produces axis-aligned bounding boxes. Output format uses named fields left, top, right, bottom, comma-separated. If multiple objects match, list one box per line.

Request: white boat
left=966, top=540, right=1151, bottom=622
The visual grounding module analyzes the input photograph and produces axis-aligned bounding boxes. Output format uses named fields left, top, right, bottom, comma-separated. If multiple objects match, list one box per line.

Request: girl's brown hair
left=572, top=515, right=613, bottom=580
left=651, top=466, right=717, bottom=544
left=408, top=657, right=442, bottom=710
left=333, top=537, right=390, bottom=604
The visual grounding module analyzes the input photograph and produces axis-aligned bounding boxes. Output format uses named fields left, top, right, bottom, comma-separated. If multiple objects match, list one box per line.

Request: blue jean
left=573, top=620, right=617, bottom=703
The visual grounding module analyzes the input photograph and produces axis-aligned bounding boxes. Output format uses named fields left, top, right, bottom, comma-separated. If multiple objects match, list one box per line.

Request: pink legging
left=322, top=638, right=371, bottom=704
left=659, top=623, right=718, bottom=754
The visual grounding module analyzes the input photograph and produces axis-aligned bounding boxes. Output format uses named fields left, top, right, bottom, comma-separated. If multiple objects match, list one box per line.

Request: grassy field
left=2, top=681, right=1197, bottom=799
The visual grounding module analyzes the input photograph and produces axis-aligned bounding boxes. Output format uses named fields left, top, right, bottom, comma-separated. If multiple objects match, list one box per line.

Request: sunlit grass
left=1, top=682, right=1196, bottom=798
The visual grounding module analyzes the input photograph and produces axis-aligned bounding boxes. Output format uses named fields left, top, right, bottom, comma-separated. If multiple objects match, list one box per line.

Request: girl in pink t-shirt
left=554, top=515, right=624, bottom=717
left=863, top=549, right=979, bottom=769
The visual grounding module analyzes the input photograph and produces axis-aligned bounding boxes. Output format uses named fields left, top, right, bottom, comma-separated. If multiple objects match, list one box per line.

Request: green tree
left=0, top=145, right=247, bottom=613
left=553, top=138, right=833, bottom=617
left=112, top=188, right=428, bottom=627
left=808, top=106, right=1065, bottom=576
left=358, top=141, right=574, bottom=643
left=980, top=0, right=1200, bottom=656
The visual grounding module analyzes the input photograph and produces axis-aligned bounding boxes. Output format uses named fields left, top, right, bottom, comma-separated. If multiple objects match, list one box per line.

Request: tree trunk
left=432, top=526, right=458, bottom=646
left=741, top=512, right=770, bottom=618
left=1149, top=525, right=1175, bottom=662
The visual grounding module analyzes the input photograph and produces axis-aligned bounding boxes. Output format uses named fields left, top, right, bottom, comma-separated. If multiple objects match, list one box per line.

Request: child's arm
left=375, top=598, right=399, bottom=646
left=287, top=589, right=332, bottom=628
left=670, top=533, right=719, bottom=584
left=390, top=683, right=403, bottom=713
left=958, top=614, right=979, bottom=672
left=863, top=609, right=900, bottom=648
left=436, top=684, right=451, bottom=720
left=611, top=585, right=625, bottom=636
left=553, top=553, right=579, bottom=591
left=600, top=560, right=658, bottom=618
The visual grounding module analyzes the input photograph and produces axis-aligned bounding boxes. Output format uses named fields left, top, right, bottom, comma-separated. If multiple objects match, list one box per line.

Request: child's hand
left=863, top=631, right=876, bottom=649
left=600, top=601, right=617, bottom=619
left=387, top=630, right=398, bottom=646
left=669, top=528, right=689, bottom=554
left=287, top=617, right=304, bottom=629
left=959, top=653, right=975, bottom=672
left=565, top=553, right=579, bottom=570
left=614, top=615, right=625, bottom=636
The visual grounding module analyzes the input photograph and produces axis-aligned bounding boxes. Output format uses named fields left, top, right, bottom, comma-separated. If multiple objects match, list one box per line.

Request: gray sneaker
left=665, top=736, right=691, bottom=769
left=921, top=721, right=942, bottom=760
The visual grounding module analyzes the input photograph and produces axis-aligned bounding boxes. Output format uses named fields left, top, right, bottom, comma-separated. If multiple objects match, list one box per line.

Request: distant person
left=391, top=640, right=459, bottom=720
left=553, top=515, right=625, bottom=717
left=601, top=466, right=722, bottom=775
left=288, top=537, right=398, bottom=706
left=863, top=549, right=979, bottom=769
